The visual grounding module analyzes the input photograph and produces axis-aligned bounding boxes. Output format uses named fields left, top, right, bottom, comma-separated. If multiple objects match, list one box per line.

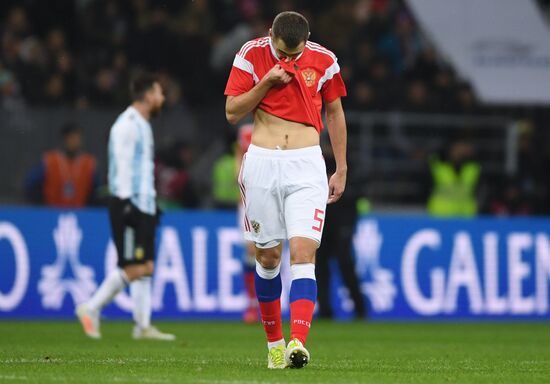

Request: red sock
left=290, top=299, right=315, bottom=345
left=244, top=271, right=256, bottom=302
left=259, top=299, right=283, bottom=342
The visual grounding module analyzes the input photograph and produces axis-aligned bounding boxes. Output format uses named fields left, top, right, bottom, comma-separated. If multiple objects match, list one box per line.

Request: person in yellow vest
left=427, top=139, right=481, bottom=217
left=212, top=136, right=241, bottom=209
left=25, top=123, right=98, bottom=207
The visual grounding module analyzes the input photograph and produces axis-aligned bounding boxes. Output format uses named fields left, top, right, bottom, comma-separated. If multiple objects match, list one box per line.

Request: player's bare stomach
left=251, top=108, right=319, bottom=150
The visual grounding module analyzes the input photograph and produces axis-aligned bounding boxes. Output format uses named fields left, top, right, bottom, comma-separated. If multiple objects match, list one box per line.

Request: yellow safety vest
left=212, top=154, right=240, bottom=205
left=427, top=159, right=480, bottom=217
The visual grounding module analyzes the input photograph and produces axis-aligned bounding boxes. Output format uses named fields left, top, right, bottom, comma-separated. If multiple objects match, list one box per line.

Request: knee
left=291, top=247, right=315, bottom=265
left=256, top=247, right=281, bottom=269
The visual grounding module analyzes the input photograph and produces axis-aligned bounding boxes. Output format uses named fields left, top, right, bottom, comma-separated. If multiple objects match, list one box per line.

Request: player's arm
left=225, top=65, right=293, bottom=124
left=325, top=97, right=347, bottom=204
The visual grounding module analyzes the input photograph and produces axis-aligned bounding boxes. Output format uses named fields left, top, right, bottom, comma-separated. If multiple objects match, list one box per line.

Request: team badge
left=251, top=220, right=261, bottom=234
left=135, top=247, right=144, bottom=260
left=301, top=69, right=317, bottom=87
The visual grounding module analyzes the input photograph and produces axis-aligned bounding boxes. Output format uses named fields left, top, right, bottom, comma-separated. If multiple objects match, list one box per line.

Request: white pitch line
left=0, top=357, right=179, bottom=364
left=0, top=375, right=29, bottom=381
left=194, top=380, right=273, bottom=384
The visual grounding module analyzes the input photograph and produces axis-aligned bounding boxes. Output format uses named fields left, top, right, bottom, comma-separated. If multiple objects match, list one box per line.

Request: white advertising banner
left=407, top=0, right=550, bottom=104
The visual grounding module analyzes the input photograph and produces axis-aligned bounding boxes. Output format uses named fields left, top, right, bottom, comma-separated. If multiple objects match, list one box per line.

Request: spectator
left=378, top=9, right=425, bottom=75
left=155, top=141, right=199, bottom=210
left=488, top=176, right=534, bottom=216
left=25, top=123, right=99, bottom=207
left=0, top=61, right=25, bottom=109
left=348, top=80, right=377, bottom=110
left=316, top=1, right=358, bottom=57
left=211, top=136, right=240, bottom=209
left=401, top=79, right=434, bottom=113
left=4, top=7, right=32, bottom=39
left=454, top=83, right=479, bottom=115
left=432, top=66, right=457, bottom=113
left=426, top=138, right=481, bottom=217
left=514, top=120, right=546, bottom=212
left=316, top=140, right=367, bottom=319
left=43, top=73, right=68, bottom=105
left=0, top=1, right=486, bottom=112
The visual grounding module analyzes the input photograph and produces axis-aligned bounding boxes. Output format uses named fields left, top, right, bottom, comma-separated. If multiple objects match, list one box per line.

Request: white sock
left=267, top=338, right=286, bottom=350
left=87, top=269, right=128, bottom=312
left=290, top=263, right=316, bottom=280
left=130, top=276, right=152, bottom=329
left=255, top=260, right=281, bottom=279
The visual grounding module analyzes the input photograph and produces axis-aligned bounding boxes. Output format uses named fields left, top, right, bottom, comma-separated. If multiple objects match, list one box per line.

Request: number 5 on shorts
left=312, top=209, right=325, bottom=232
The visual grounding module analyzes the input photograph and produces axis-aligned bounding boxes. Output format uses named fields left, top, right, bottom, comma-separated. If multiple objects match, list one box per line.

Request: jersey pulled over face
left=224, top=36, right=347, bottom=132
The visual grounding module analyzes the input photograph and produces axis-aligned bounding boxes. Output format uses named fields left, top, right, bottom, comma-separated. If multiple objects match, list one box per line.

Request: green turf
left=1, top=320, right=550, bottom=383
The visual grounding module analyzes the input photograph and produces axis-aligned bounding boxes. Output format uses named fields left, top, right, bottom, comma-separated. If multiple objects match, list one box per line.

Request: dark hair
left=60, top=122, right=80, bottom=138
left=272, top=11, right=309, bottom=49
left=130, top=73, right=159, bottom=101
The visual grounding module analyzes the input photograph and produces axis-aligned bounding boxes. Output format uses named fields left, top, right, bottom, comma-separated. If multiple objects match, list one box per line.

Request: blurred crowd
left=3, top=0, right=550, bottom=114
left=3, top=0, right=550, bottom=214
left=0, top=0, right=482, bottom=111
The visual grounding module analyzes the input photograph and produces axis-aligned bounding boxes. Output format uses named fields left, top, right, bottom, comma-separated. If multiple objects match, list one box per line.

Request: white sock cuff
left=255, top=260, right=281, bottom=280
left=290, top=263, right=316, bottom=281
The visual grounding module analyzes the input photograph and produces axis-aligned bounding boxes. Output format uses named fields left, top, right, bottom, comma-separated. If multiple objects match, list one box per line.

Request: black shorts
left=109, top=197, right=158, bottom=268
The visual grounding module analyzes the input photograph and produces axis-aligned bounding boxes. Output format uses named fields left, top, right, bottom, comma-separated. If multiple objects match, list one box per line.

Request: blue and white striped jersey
left=108, top=106, right=156, bottom=215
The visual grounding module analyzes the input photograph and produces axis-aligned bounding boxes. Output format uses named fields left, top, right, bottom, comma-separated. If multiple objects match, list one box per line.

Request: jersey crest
left=301, top=69, right=317, bottom=87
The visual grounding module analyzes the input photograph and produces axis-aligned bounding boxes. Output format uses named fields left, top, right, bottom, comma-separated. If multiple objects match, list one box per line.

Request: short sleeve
left=224, top=48, right=257, bottom=96
left=109, top=118, right=138, bottom=198
left=320, top=62, right=347, bottom=103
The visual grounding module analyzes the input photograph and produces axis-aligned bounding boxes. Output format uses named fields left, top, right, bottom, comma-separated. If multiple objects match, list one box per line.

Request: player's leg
left=129, top=261, right=153, bottom=333
left=76, top=197, right=130, bottom=339
left=76, top=268, right=129, bottom=339
left=285, top=237, right=317, bottom=368
left=255, top=242, right=286, bottom=368
left=239, top=146, right=287, bottom=368
left=283, top=147, right=329, bottom=368
left=243, top=240, right=259, bottom=323
left=129, top=212, right=174, bottom=341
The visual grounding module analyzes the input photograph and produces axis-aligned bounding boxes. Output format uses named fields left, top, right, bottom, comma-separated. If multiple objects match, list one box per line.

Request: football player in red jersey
left=225, top=11, right=347, bottom=369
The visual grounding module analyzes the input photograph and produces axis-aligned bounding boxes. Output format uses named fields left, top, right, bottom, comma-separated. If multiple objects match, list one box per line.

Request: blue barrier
left=0, top=208, right=549, bottom=320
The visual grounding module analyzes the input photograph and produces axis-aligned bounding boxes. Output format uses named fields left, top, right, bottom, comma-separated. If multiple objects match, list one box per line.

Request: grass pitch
left=1, top=320, right=549, bottom=383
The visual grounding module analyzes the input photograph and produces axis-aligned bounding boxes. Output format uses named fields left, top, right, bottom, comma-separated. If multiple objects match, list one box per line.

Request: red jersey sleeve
left=320, top=61, right=347, bottom=103
left=224, top=44, right=257, bottom=96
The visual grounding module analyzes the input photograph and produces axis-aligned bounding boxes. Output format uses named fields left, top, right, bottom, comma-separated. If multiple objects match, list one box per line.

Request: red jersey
left=238, top=123, right=253, bottom=152
left=224, top=37, right=347, bottom=133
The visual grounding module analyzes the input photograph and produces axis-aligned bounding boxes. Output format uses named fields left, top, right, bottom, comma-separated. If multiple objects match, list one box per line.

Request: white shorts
left=238, top=144, right=328, bottom=248
left=238, top=202, right=246, bottom=234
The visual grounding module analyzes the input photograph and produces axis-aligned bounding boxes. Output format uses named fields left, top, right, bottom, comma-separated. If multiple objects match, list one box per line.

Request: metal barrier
left=1, top=108, right=517, bottom=206
left=345, top=112, right=517, bottom=204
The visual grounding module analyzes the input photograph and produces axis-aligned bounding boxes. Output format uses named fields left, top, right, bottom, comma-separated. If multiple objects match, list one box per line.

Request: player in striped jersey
left=225, top=11, right=348, bottom=369
left=76, top=74, right=175, bottom=341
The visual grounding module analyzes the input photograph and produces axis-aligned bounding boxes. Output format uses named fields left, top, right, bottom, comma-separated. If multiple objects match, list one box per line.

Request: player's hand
left=264, top=64, right=293, bottom=86
left=327, top=170, right=346, bottom=204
